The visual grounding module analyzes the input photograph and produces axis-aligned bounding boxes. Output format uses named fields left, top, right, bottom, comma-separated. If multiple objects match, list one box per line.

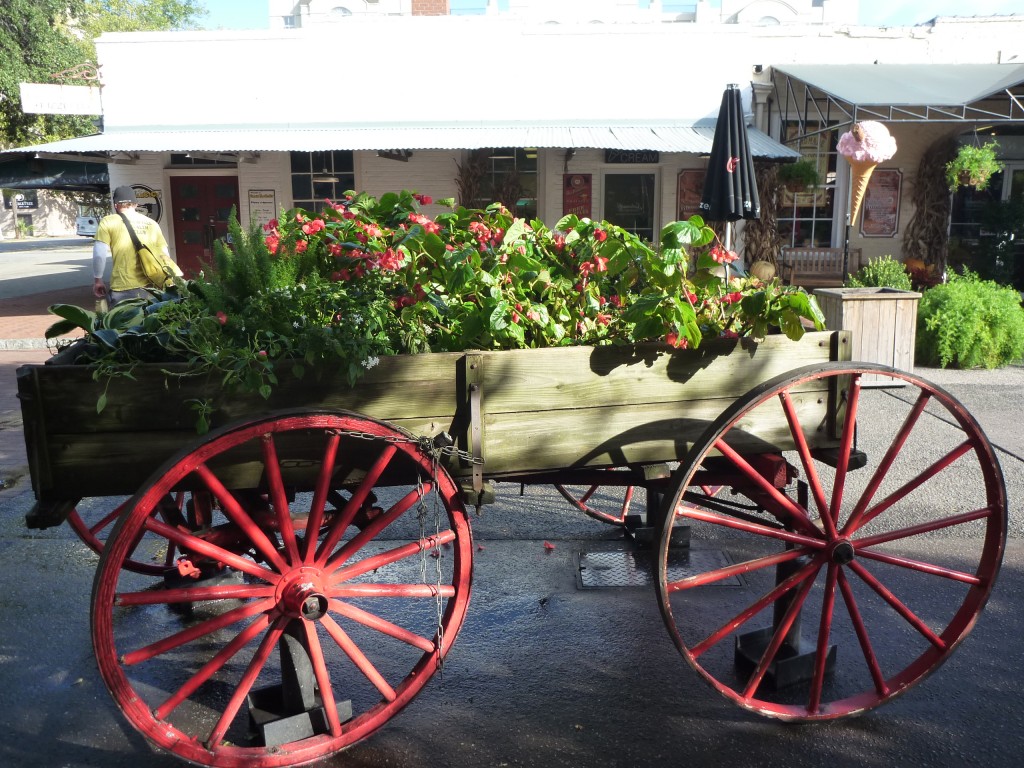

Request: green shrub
left=916, top=270, right=1024, bottom=368
left=846, top=255, right=913, bottom=290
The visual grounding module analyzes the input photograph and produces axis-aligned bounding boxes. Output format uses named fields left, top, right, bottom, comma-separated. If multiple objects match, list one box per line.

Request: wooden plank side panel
left=41, top=413, right=467, bottom=499
left=27, top=351, right=467, bottom=436
left=475, top=332, right=840, bottom=415
left=478, top=388, right=834, bottom=475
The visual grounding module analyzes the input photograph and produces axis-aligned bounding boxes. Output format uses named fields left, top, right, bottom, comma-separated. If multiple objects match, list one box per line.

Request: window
left=290, top=151, right=355, bottom=212
left=468, top=148, right=538, bottom=220
left=777, top=122, right=838, bottom=248
left=604, top=173, right=656, bottom=242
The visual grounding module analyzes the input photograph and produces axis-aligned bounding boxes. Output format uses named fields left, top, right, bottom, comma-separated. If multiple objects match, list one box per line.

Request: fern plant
left=916, top=270, right=1024, bottom=368
left=846, top=255, right=913, bottom=290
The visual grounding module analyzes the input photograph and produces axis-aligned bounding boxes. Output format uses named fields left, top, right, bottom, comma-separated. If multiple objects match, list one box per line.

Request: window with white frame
left=777, top=122, right=838, bottom=248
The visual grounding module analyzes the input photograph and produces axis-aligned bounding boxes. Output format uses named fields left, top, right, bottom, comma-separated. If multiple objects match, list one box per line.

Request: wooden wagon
left=16, top=330, right=1007, bottom=767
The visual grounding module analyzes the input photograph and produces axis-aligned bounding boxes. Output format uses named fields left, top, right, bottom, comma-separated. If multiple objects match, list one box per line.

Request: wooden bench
left=780, top=247, right=862, bottom=289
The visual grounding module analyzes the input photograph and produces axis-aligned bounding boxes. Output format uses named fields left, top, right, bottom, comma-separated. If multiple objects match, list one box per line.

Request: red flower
left=301, top=218, right=325, bottom=235
left=264, top=234, right=279, bottom=254
left=377, top=248, right=403, bottom=271
left=594, top=228, right=607, bottom=242
left=413, top=193, right=432, bottom=205
left=723, top=291, right=743, bottom=304
left=665, top=331, right=689, bottom=349
left=328, top=243, right=343, bottom=257
left=592, top=255, right=609, bottom=273
left=294, top=239, right=308, bottom=254
left=595, top=313, right=611, bottom=326
left=263, top=218, right=278, bottom=232
left=710, top=245, right=739, bottom=265
left=216, top=311, right=228, bottom=326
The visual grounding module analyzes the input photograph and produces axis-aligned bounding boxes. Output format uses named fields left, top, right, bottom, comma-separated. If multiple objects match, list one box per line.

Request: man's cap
left=112, top=185, right=137, bottom=204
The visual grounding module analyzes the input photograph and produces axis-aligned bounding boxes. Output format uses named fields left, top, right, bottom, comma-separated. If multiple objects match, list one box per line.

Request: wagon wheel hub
left=277, top=567, right=329, bottom=621
left=829, top=539, right=856, bottom=566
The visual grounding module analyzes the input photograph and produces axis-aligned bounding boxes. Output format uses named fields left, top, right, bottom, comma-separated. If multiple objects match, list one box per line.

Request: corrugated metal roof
left=5, top=122, right=801, bottom=160
left=776, top=64, right=1024, bottom=107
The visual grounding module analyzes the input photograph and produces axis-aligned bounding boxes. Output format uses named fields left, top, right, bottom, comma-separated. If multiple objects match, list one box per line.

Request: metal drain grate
left=575, top=548, right=741, bottom=589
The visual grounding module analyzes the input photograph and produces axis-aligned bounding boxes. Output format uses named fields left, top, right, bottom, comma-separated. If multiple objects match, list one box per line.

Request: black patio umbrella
left=699, top=83, right=761, bottom=250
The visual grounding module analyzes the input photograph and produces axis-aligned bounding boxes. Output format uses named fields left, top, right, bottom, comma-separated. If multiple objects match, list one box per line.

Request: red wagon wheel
left=91, top=412, right=473, bottom=767
left=657, top=363, right=1006, bottom=721
left=67, top=495, right=186, bottom=575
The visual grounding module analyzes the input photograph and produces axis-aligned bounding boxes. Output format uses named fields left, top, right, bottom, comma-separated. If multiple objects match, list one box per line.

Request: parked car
left=76, top=208, right=103, bottom=237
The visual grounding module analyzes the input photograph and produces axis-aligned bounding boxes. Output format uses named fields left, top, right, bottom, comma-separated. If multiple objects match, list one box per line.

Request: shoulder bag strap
left=117, top=211, right=151, bottom=255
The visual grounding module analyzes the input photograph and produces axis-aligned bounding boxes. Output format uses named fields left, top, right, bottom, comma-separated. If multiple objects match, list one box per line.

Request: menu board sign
left=677, top=169, right=705, bottom=220
left=563, top=174, right=592, bottom=218
left=860, top=169, right=902, bottom=238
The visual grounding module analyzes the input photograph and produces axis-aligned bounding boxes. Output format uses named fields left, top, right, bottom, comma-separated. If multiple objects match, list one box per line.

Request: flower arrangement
left=49, top=190, right=825, bottom=429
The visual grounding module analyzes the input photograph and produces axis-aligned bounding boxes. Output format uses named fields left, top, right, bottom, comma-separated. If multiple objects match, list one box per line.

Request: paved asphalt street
left=1, top=238, right=1022, bottom=768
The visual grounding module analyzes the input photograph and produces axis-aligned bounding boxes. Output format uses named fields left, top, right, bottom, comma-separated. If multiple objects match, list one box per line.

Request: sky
left=195, top=0, right=1023, bottom=31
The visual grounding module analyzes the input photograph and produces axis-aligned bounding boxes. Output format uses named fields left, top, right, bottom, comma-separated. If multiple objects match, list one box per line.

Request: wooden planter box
left=814, top=287, right=921, bottom=383
left=17, top=331, right=850, bottom=512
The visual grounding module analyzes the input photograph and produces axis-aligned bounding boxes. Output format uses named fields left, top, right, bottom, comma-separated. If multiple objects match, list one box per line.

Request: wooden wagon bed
left=17, top=331, right=850, bottom=513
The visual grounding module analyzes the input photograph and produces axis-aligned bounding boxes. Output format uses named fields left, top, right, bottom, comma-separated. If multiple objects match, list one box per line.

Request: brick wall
left=411, top=0, right=449, bottom=16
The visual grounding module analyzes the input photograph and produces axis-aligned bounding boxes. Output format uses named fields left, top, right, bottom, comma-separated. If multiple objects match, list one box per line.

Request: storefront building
left=3, top=10, right=1023, bottom=275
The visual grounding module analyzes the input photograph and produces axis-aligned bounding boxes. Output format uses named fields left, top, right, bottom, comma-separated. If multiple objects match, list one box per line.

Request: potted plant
left=776, top=159, right=820, bottom=192
left=945, top=141, right=1004, bottom=191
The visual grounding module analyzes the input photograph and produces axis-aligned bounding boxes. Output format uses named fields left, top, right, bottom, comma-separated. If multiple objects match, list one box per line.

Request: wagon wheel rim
left=656, top=363, right=1006, bottom=721
left=91, top=412, right=473, bottom=767
left=67, top=494, right=185, bottom=575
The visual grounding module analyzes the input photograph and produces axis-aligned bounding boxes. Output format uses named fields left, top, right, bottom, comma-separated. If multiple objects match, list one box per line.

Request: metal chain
left=344, top=430, right=484, bottom=466
left=350, top=427, right=459, bottom=677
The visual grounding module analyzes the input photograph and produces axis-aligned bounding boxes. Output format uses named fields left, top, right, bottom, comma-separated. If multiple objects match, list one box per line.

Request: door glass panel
left=179, top=183, right=200, bottom=199
left=604, top=174, right=656, bottom=242
left=183, top=231, right=202, bottom=244
left=181, top=206, right=200, bottom=222
left=215, top=183, right=237, bottom=199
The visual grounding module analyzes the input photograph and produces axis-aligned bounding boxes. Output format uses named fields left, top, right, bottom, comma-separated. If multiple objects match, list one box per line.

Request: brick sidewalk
left=0, top=285, right=93, bottom=349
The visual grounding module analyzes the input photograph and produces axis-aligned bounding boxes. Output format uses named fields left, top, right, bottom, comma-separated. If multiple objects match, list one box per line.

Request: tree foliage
left=0, top=0, right=206, bottom=147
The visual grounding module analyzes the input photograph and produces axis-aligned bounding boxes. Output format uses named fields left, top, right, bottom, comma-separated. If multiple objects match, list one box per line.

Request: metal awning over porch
left=0, top=120, right=802, bottom=164
left=0, top=156, right=108, bottom=192
left=773, top=63, right=1024, bottom=140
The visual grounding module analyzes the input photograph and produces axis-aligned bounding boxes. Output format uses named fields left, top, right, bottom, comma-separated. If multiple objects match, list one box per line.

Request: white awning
left=3, top=121, right=801, bottom=160
left=774, top=64, right=1024, bottom=128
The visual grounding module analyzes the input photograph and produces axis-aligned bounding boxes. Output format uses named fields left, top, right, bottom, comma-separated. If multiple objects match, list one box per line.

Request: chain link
left=347, top=427, right=456, bottom=677
left=342, top=429, right=484, bottom=466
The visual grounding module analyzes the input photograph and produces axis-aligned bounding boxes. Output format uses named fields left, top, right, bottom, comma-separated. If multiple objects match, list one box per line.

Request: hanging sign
left=563, top=174, right=592, bottom=218
left=19, top=83, right=102, bottom=115
left=859, top=169, right=902, bottom=238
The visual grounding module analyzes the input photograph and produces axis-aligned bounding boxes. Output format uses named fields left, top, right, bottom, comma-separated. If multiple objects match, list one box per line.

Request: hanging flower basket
left=945, top=141, right=1004, bottom=192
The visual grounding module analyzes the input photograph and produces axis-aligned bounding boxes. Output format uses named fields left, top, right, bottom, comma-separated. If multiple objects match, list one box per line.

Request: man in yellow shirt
left=92, top=185, right=180, bottom=304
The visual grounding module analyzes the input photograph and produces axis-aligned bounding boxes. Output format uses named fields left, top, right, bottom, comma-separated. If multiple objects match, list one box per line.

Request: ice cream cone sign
left=837, top=121, right=897, bottom=227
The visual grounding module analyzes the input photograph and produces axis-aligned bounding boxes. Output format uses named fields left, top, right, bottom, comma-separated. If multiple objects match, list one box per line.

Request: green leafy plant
left=776, top=159, right=820, bottom=191
left=916, top=270, right=1024, bottom=369
left=845, top=255, right=913, bottom=290
left=49, top=190, right=826, bottom=429
left=945, top=141, right=1004, bottom=191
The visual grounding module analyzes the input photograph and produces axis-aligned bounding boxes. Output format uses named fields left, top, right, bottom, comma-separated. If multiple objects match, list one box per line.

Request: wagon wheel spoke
left=554, top=471, right=636, bottom=526
left=656, top=364, right=1006, bottom=721
left=92, top=413, right=474, bottom=767
left=68, top=495, right=186, bottom=574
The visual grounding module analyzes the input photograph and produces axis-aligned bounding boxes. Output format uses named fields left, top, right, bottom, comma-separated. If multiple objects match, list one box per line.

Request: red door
left=170, top=176, right=240, bottom=277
